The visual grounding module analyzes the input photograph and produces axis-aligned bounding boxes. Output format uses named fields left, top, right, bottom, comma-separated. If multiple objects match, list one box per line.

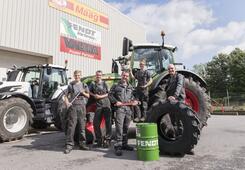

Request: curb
left=211, top=112, right=245, bottom=116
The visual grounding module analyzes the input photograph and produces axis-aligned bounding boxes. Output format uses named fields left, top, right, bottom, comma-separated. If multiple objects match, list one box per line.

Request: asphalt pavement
left=0, top=115, right=245, bottom=170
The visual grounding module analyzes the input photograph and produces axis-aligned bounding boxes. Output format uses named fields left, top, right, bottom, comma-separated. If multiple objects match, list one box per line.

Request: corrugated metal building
left=0, top=0, right=146, bottom=80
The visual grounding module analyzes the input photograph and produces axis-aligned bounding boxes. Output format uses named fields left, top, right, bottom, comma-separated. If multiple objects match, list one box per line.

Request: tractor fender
left=51, top=85, right=68, bottom=100
left=150, top=70, right=211, bottom=127
left=151, top=70, right=207, bottom=90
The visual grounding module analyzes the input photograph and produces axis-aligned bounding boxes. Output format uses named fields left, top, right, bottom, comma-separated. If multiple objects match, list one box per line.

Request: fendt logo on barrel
left=137, top=139, right=158, bottom=147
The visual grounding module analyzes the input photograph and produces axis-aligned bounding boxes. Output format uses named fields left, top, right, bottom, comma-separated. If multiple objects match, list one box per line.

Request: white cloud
left=108, top=0, right=138, bottom=13
left=107, top=0, right=245, bottom=67
left=182, top=21, right=245, bottom=58
left=109, top=0, right=215, bottom=43
left=218, top=41, right=245, bottom=54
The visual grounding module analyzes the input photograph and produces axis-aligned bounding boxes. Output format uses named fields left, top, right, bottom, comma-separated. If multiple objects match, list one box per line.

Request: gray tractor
left=0, top=64, right=68, bottom=141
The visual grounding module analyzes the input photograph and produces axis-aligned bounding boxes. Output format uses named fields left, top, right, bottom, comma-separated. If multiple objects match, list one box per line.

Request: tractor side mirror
left=122, top=37, right=133, bottom=56
left=47, top=67, right=52, bottom=75
left=111, top=59, right=119, bottom=73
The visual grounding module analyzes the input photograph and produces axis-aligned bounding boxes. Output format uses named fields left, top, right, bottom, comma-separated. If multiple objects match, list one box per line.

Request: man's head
left=168, top=64, right=176, bottom=76
left=73, top=70, right=81, bottom=82
left=95, top=70, right=102, bottom=82
left=121, top=71, right=130, bottom=84
left=139, top=59, right=146, bottom=70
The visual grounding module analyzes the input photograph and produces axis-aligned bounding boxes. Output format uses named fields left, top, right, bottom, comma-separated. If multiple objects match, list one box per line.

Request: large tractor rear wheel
left=0, top=97, right=32, bottom=142
left=184, top=77, right=211, bottom=127
left=147, top=101, right=200, bottom=155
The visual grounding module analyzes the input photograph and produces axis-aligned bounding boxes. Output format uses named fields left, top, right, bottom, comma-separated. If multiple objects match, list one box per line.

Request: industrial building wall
left=0, top=49, right=50, bottom=81
left=0, top=0, right=146, bottom=77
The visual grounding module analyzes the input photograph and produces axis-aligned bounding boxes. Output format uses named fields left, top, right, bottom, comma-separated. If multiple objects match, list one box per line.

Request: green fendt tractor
left=83, top=32, right=211, bottom=155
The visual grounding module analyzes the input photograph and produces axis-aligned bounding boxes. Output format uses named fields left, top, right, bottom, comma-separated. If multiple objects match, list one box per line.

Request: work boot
left=103, top=139, right=111, bottom=148
left=93, top=140, right=103, bottom=148
left=122, top=144, right=134, bottom=151
left=140, top=117, right=146, bottom=122
left=64, top=145, right=73, bottom=154
left=134, top=117, right=140, bottom=122
left=187, top=149, right=195, bottom=155
left=114, top=146, right=122, bottom=156
left=79, top=143, right=90, bottom=150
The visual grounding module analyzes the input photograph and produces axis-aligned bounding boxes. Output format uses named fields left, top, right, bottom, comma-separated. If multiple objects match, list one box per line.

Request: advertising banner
left=60, top=18, right=101, bottom=45
left=60, top=36, right=101, bottom=60
left=49, top=0, right=109, bottom=29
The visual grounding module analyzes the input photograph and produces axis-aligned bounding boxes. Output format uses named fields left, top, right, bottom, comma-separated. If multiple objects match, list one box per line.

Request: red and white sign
left=60, top=36, right=101, bottom=60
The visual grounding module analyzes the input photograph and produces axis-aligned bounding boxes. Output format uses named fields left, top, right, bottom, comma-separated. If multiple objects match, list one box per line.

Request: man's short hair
left=140, top=59, right=146, bottom=64
left=168, top=64, right=175, bottom=69
left=122, top=70, right=130, bottom=74
left=74, top=70, right=81, bottom=75
left=96, top=70, right=103, bottom=74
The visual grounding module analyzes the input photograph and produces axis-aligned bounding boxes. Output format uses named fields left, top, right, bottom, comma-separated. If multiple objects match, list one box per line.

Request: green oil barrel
left=136, top=123, right=159, bottom=161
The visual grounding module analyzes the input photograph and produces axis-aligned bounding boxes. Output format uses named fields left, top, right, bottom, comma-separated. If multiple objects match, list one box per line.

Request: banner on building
left=60, top=18, right=101, bottom=45
left=60, top=36, right=101, bottom=60
left=49, top=0, right=109, bottom=29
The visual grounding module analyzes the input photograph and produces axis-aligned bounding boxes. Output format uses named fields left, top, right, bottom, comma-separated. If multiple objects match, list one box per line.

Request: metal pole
left=226, top=88, right=230, bottom=106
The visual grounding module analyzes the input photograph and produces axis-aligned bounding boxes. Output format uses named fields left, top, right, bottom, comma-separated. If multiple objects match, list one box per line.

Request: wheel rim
left=185, top=89, right=199, bottom=113
left=158, top=114, right=184, bottom=141
left=3, top=106, right=27, bottom=133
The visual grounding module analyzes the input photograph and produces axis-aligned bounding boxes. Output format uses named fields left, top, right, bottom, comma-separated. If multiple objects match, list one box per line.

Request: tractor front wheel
left=0, top=98, right=32, bottom=142
left=147, top=101, right=200, bottom=155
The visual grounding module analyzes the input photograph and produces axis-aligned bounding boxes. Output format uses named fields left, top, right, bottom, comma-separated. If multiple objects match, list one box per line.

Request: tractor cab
left=119, top=32, right=178, bottom=79
left=131, top=45, right=176, bottom=76
left=6, top=64, right=68, bottom=99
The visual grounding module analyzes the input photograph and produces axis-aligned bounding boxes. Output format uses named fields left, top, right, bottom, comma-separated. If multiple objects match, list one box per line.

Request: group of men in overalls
left=63, top=60, right=186, bottom=156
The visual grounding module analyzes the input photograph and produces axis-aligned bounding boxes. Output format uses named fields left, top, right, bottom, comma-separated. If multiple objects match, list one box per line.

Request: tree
left=205, top=53, right=230, bottom=98
left=228, top=48, right=245, bottom=93
left=202, top=48, right=245, bottom=98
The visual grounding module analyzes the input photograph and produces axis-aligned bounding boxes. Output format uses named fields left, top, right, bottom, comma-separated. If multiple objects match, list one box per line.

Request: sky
left=104, top=0, right=245, bottom=69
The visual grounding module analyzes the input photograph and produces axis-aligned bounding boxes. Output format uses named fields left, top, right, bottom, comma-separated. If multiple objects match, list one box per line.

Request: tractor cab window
left=22, top=68, right=41, bottom=83
left=22, top=67, right=41, bottom=99
left=160, top=49, right=173, bottom=70
left=133, top=47, right=162, bottom=76
left=42, top=68, right=66, bottom=98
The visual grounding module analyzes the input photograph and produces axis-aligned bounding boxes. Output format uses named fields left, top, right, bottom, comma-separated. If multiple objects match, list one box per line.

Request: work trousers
left=136, top=89, right=149, bottom=118
left=114, top=107, right=132, bottom=146
left=93, top=106, right=112, bottom=142
left=66, top=105, right=86, bottom=146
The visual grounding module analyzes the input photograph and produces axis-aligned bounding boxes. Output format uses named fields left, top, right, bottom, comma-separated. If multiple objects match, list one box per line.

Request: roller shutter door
left=0, top=50, right=49, bottom=81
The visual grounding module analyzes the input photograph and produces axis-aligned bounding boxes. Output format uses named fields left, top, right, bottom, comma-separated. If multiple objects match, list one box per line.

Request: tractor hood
left=0, top=81, right=31, bottom=98
left=81, top=73, right=121, bottom=89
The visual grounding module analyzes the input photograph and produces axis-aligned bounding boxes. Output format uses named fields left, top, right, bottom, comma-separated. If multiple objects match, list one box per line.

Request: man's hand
left=66, top=102, right=72, bottom=108
left=94, top=94, right=100, bottom=99
left=80, top=90, right=85, bottom=95
left=114, top=101, right=123, bottom=106
left=168, top=96, right=178, bottom=104
left=131, top=100, right=139, bottom=106
left=168, top=96, right=176, bottom=101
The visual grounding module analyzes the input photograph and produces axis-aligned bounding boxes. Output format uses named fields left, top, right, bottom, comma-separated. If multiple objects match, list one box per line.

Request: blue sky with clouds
left=105, top=0, right=245, bottom=69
